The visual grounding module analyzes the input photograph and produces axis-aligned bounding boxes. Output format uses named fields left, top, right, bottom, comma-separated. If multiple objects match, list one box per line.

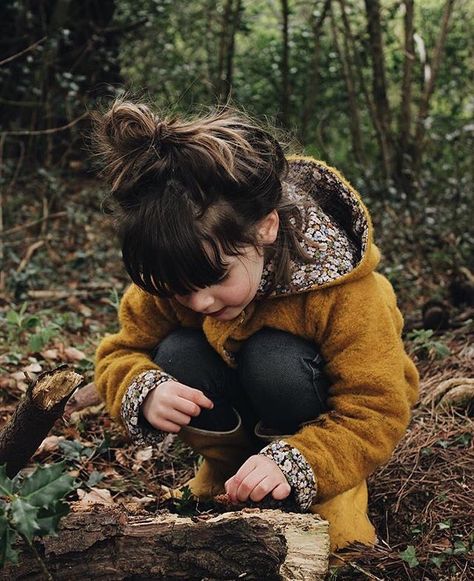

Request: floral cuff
left=121, top=369, right=176, bottom=446
left=259, top=440, right=317, bottom=510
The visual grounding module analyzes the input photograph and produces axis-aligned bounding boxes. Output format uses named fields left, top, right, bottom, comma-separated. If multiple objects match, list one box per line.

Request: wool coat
left=95, top=155, right=419, bottom=503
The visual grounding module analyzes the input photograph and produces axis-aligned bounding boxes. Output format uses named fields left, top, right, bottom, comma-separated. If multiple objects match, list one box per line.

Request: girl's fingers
left=271, top=481, right=292, bottom=501
left=235, top=469, right=268, bottom=502
left=174, top=396, right=202, bottom=417
left=177, top=384, right=214, bottom=409
left=165, top=408, right=193, bottom=426
left=225, top=458, right=257, bottom=501
left=248, top=476, right=274, bottom=502
left=153, top=418, right=182, bottom=433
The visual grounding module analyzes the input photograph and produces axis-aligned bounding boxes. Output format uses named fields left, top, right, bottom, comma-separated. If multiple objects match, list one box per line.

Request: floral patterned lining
left=257, top=162, right=361, bottom=298
left=259, top=440, right=317, bottom=510
left=121, top=369, right=176, bottom=446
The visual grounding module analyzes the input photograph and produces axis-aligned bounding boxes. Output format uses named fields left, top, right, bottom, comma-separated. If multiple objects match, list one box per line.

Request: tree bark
left=412, top=0, right=457, bottom=173
left=279, top=0, right=290, bottom=127
left=0, top=366, right=83, bottom=478
left=364, top=0, right=393, bottom=183
left=223, top=0, right=243, bottom=101
left=396, top=0, right=416, bottom=191
left=330, top=2, right=366, bottom=169
left=299, top=0, right=331, bottom=144
left=1, top=505, right=330, bottom=580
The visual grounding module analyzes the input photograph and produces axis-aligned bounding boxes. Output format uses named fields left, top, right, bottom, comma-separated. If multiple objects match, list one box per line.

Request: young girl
left=93, top=99, right=419, bottom=552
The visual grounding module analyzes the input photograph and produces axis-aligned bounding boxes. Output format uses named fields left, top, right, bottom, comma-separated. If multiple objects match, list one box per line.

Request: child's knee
left=153, top=328, right=221, bottom=388
left=238, top=328, right=330, bottom=428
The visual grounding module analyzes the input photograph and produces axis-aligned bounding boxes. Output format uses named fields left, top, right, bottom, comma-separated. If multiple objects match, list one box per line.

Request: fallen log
left=1, top=504, right=329, bottom=580
left=0, top=365, right=83, bottom=477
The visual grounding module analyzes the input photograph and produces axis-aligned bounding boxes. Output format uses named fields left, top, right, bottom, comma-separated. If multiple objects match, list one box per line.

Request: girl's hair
left=91, top=99, right=316, bottom=297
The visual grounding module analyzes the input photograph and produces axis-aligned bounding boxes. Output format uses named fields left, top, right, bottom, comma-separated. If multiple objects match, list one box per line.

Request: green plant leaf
left=430, top=554, right=446, bottom=568
left=59, top=439, right=94, bottom=460
left=28, top=334, right=45, bottom=352
left=86, top=471, right=105, bottom=488
left=6, top=311, right=20, bottom=326
left=0, top=465, right=14, bottom=497
left=452, top=540, right=467, bottom=555
left=400, top=545, right=419, bottom=568
left=20, top=463, right=76, bottom=509
left=36, top=500, right=70, bottom=536
left=10, top=499, right=40, bottom=542
left=0, top=512, right=18, bottom=568
left=24, top=316, right=40, bottom=330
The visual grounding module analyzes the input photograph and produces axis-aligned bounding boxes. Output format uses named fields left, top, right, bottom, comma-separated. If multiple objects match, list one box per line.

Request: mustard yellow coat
left=95, top=156, right=419, bottom=504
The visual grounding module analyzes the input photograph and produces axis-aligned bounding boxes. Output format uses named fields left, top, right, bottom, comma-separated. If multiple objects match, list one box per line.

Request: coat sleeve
left=284, top=272, right=419, bottom=502
left=94, top=284, right=180, bottom=424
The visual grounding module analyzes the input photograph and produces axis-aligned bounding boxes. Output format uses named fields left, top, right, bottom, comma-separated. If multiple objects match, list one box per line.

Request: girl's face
left=174, top=245, right=264, bottom=320
left=174, top=211, right=279, bottom=320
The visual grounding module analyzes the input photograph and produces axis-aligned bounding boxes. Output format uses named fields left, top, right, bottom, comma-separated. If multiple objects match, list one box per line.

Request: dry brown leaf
left=34, top=435, right=65, bottom=457
left=41, top=348, right=60, bottom=360
left=63, top=347, right=87, bottom=362
left=22, top=362, right=43, bottom=374
left=76, top=487, right=114, bottom=506
left=132, top=446, right=153, bottom=472
left=115, top=449, right=129, bottom=467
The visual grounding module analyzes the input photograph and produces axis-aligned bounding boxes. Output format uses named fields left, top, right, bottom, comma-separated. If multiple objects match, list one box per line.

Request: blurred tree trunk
left=216, top=0, right=242, bottom=101
left=224, top=0, right=242, bottom=100
left=299, top=0, right=331, bottom=145
left=412, top=0, right=457, bottom=174
left=279, top=0, right=290, bottom=127
left=330, top=1, right=366, bottom=170
left=364, top=0, right=394, bottom=184
left=396, top=0, right=416, bottom=194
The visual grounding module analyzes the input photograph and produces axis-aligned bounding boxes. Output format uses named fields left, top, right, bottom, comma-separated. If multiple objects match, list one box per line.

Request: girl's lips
left=208, top=306, right=227, bottom=316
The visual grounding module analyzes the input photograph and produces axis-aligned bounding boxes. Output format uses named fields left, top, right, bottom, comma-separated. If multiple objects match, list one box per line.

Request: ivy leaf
left=10, top=499, right=40, bottom=542
left=36, top=500, right=70, bottom=536
left=400, top=545, right=419, bottom=568
left=0, top=511, right=18, bottom=567
left=20, top=462, right=76, bottom=509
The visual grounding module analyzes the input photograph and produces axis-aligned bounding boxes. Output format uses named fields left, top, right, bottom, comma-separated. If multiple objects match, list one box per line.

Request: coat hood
left=256, top=156, right=380, bottom=299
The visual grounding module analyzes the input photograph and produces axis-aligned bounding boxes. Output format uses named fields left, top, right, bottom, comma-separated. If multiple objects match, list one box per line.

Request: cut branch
left=1, top=505, right=329, bottom=580
left=0, top=366, right=83, bottom=478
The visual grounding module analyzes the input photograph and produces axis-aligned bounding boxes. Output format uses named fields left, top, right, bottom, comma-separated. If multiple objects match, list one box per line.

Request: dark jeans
left=153, top=327, right=331, bottom=434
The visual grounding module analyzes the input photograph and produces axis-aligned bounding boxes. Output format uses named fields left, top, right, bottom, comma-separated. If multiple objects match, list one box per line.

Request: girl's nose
left=187, top=290, right=215, bottom=313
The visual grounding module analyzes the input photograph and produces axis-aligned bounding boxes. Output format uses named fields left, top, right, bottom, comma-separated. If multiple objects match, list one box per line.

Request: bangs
left=121, top=194, right=250, bottom=298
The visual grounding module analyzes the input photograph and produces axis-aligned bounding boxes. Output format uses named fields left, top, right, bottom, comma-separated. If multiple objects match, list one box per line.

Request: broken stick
left=0, top=365, right=83, bottom=477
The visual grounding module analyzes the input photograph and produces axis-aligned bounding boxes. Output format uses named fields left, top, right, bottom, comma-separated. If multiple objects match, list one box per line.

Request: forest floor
left=0, top=178, right=472, bottom=580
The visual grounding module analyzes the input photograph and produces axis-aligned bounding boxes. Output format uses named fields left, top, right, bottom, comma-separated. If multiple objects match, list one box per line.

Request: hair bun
left=91, top=100, right=167, bottom=193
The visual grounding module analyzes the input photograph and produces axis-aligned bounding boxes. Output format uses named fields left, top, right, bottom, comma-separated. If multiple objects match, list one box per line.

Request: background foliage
left=0, top=0, right=472, bottom=305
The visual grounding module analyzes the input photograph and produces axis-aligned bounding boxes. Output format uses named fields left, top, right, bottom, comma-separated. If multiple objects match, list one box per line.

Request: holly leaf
left=36, top=500, right=70, bottom=536
left=0, top=511, right=18, bottom=568
left=19, top=462, right=77, bottom=509
left=10, top=499, right=39, bottom=542
left=0, top=465, right=14, bottom=497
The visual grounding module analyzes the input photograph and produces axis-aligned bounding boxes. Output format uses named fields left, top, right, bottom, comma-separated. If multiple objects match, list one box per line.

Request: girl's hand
left=141, top=380, right=214, bottom=433
left=224, top=455, right=291, bottom=503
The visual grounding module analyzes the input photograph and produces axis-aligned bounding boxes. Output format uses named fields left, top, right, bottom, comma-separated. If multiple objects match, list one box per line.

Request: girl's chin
left=207, top=306, right=240, bottom=319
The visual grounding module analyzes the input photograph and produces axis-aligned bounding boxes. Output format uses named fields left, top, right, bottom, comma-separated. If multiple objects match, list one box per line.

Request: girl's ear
left=257, top=210, right=279, bottom=244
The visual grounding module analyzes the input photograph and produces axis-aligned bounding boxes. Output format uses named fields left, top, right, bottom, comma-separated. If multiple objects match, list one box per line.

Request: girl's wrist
left=121, top=369, right=176, bottom=445
left=259, top=440, right=317, bottom=510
